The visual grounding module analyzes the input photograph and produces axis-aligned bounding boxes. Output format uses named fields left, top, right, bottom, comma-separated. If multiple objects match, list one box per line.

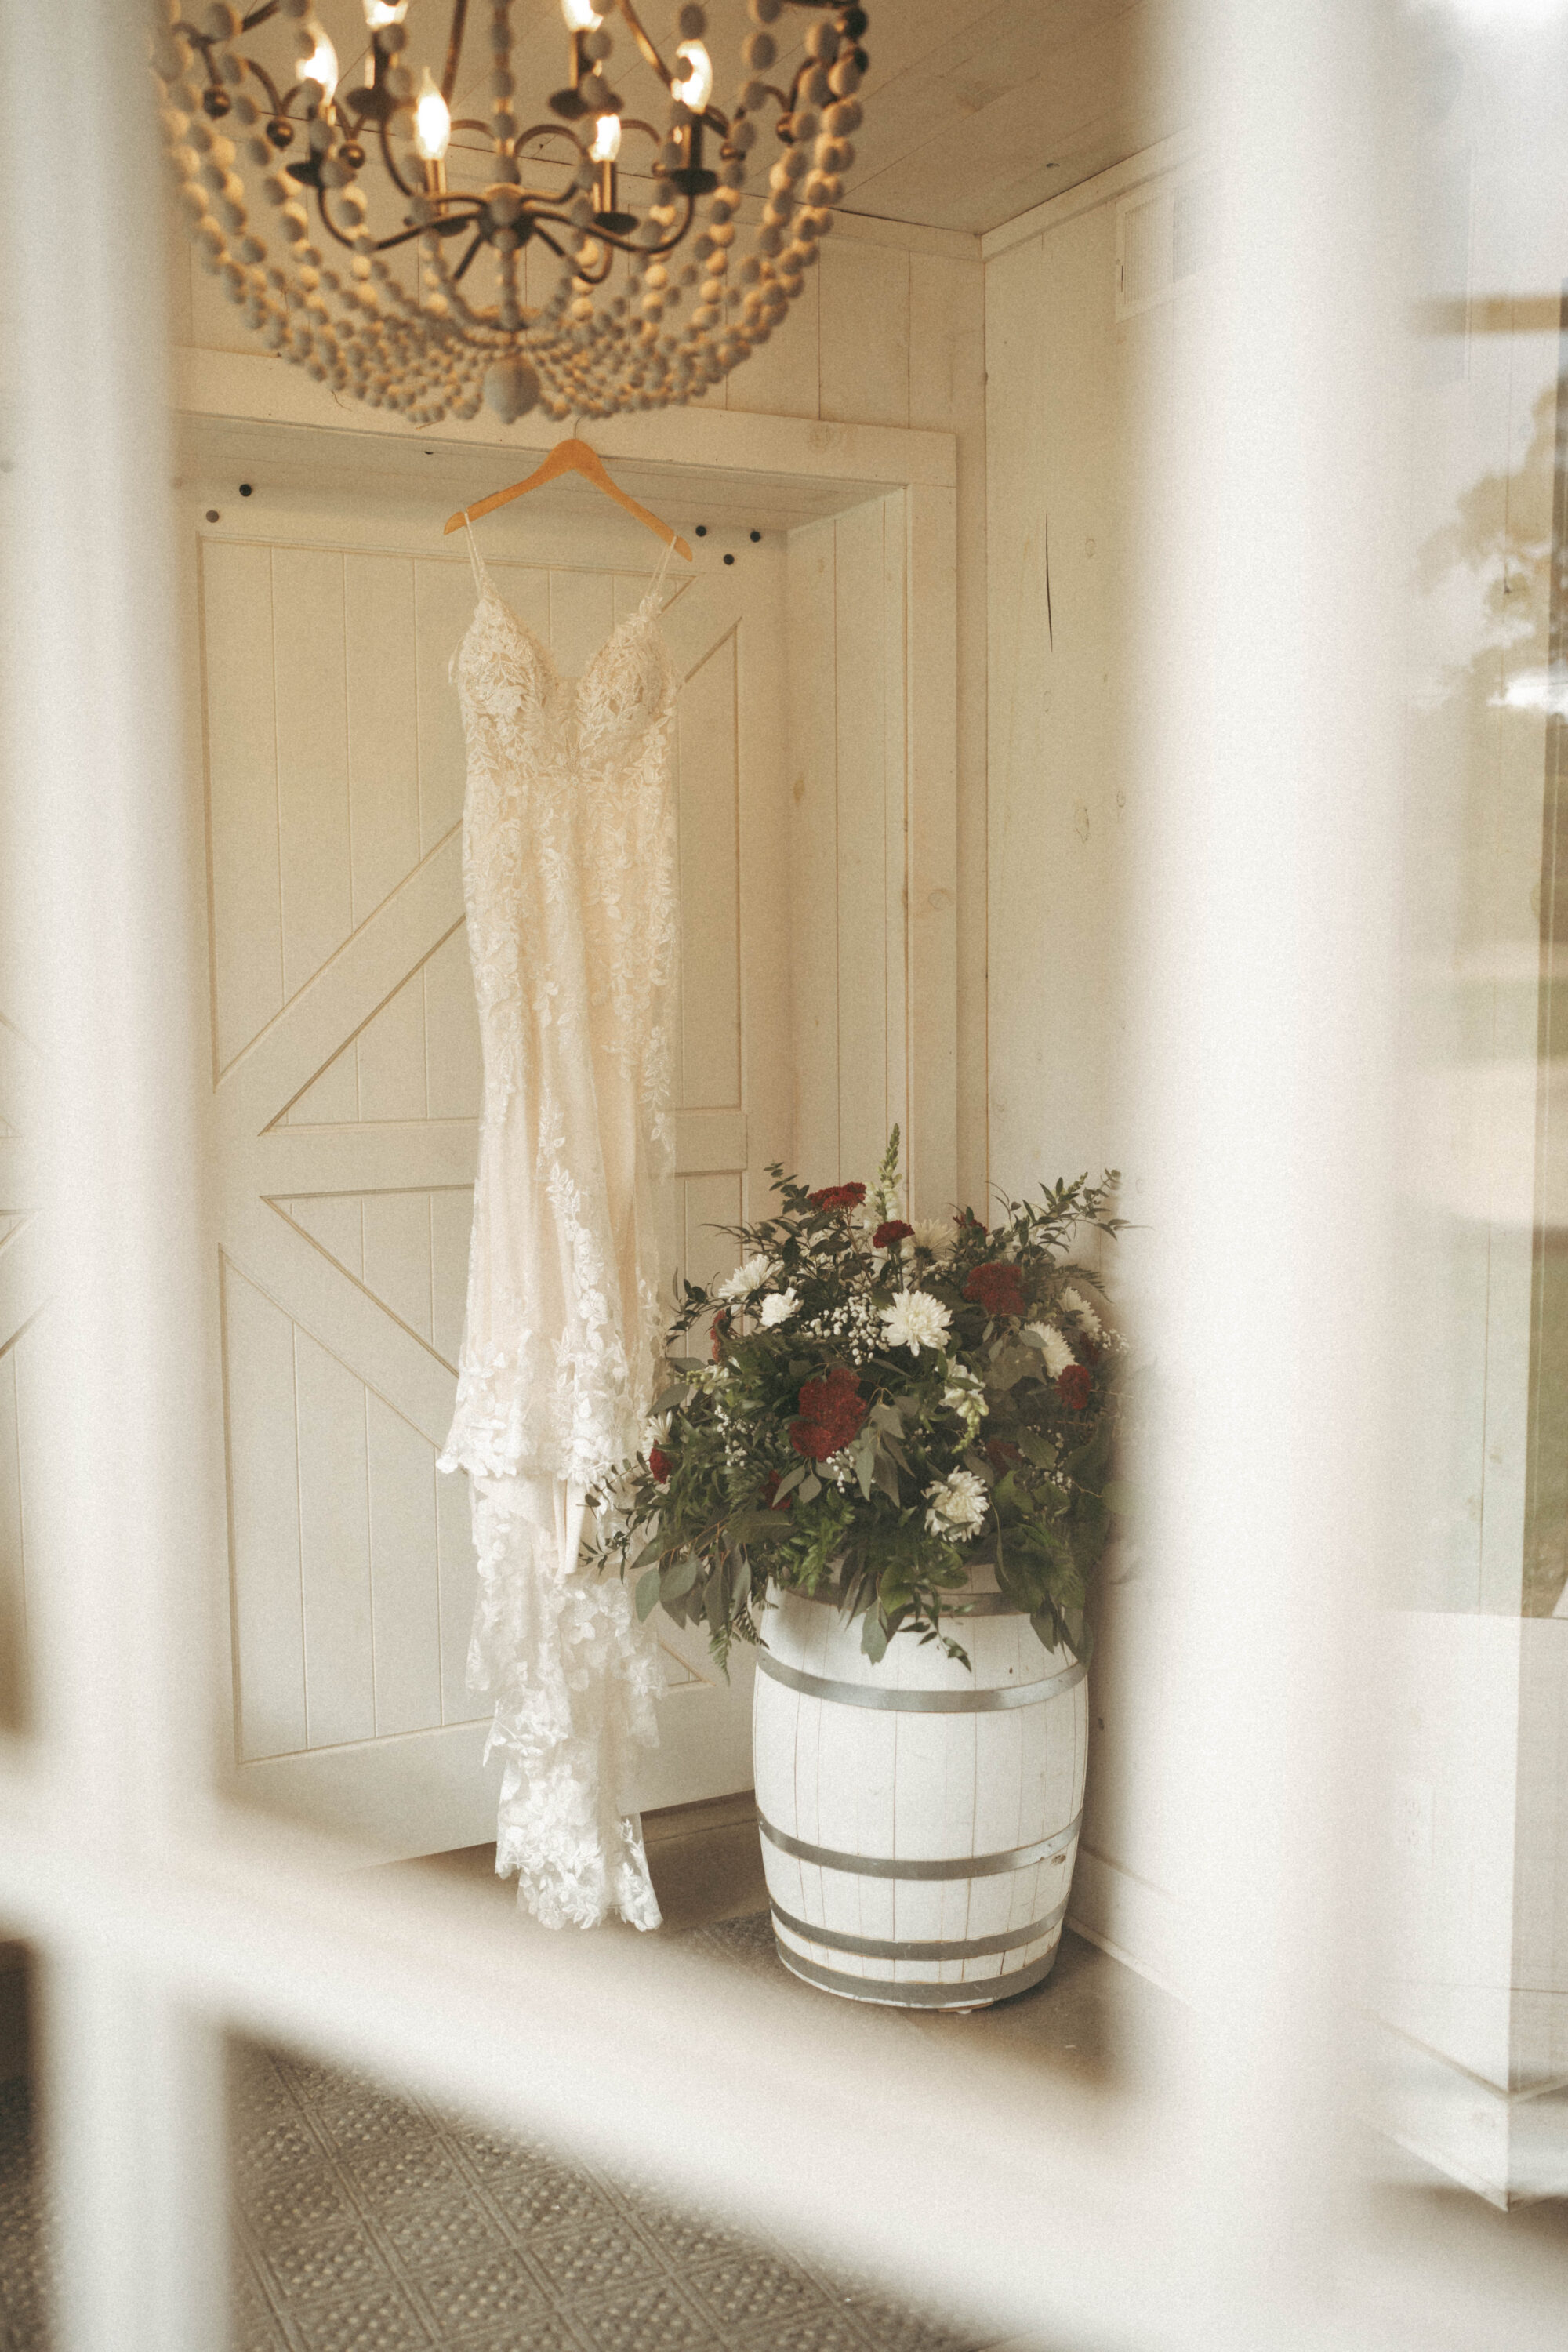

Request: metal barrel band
left=768, top=1893, right=1069, bottom=1962
left=773, top=1943, right=1062, bottom=2010
left=758, top=1811, right=1083, bottom=1880
left=790, top=1587, right=1022, bottom=1619
left=754, top=1650, right=1087, bottom=1715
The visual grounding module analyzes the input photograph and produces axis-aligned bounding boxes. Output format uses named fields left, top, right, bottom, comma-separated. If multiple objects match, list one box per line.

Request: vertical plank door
left=199, top=497, right=791, bottom=1856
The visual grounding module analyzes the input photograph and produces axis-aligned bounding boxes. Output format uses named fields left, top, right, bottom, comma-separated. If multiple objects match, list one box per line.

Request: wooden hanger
left=443, top=435, right=692, bottom=561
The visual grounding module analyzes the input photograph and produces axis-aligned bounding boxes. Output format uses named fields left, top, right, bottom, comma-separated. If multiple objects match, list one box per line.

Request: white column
left=4, top=2, right=230, bottom=2345
left=1134, top=0, right=1404, bottom=2320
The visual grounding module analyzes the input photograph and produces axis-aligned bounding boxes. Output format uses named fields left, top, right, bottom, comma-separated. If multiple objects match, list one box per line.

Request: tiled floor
left=225, top=2027, right=990, bottom=2352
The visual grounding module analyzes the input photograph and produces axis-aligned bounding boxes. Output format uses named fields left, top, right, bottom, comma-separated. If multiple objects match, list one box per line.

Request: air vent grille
left=1116, top=169, right=1220, bottom=319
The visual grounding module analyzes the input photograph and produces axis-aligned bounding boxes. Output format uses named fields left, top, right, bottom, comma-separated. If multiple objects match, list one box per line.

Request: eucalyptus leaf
left=861, top=1612, right=889, bottom=1664
left=798, top=1472, right=822, bottom=1503
left=635, top=1567, right=662, bottom=1621
left=661, top=1555, right=699, bottom=1601
left=853, top=1433, right=876, bottom=1501
left=631, top=1536, right=666, bottom=1571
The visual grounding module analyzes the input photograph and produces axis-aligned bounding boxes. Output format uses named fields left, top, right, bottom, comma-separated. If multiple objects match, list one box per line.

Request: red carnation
left=873, top=1219, right=914, bottom=1249
left=1056, top=1363, right=1094, bottom=1412
left=649, top=1446, right=672, bottom=1484
left=808, top=1181, right=867, bottom=1212
left=964, top=1261, right=1027, bottom=1319
left=789, top=1366, right=867, bottom=1461
left=986, top=1437, right=1022, bottom=1473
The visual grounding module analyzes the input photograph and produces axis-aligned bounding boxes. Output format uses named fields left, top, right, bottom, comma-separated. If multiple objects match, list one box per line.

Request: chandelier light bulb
left=300, top=26, right=339, bottom=103
left=671, top=40, right=713, bottom=113
left=414, top=69, right=452, bottom=161
left=561, top=0, right=603, bottom=31
left=588, top=112, right=622, bottom=164
left=361, top=2, right=409, bottom=26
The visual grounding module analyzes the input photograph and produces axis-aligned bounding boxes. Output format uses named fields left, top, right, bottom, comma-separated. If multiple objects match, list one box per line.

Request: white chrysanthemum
left=1027, top=1322, right=1075, bottom=1378
left=881, top=1289, right=953, bottom=1355
left=716, top=1251, right=776, bottom=1303
left=909, top=1218, right=956, bottom=1263
left=1061, top=1286, right=1102, bottom=1338
left=925, top=1468, right=988, bottom=1541
left=757, top=1287, right=800, bottom=1328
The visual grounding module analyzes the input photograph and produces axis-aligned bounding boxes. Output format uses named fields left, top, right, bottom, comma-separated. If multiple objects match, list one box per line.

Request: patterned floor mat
left=0, top=1918, right=1002, bottom=2352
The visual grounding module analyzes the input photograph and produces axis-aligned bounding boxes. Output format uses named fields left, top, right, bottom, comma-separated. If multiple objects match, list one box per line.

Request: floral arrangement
left=591, top=1135, right=1125, bottom=1670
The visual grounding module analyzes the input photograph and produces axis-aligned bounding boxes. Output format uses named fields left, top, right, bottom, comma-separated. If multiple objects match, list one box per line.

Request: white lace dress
left=437, top=524, right=680, bottom=1931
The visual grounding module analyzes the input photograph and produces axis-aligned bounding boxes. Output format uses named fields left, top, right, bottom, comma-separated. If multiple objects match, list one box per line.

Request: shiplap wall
left=787, top=498, right=909, bottom=1193
left=982, top=157, right=1214, bottom=1995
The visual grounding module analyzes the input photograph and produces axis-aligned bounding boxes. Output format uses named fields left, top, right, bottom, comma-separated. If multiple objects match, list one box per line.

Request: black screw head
left=749, top=529, right=761, bottom=543
left=723, top=552, right=735, bottom=565
left=205, top=509, right=220, bottom=523
left=695, top=524, right=707, bottom=537
left=239, top=483, right=253, bottom=498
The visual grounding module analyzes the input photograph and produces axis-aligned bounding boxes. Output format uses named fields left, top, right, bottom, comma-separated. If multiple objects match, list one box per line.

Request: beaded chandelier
left=154, top=0, right=871, bottom=426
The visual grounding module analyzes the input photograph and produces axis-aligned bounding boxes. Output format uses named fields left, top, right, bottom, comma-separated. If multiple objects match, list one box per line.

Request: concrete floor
left=395, top=1789, right=1180, bottom=2107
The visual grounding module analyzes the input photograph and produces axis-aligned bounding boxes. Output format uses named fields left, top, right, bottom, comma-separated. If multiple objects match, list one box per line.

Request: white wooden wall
left=981, top=152, right=1225, bottom=1998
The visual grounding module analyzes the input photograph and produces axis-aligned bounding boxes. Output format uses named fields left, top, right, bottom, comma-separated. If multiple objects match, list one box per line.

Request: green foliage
left=586, top=1141, right=1126, bottom=1676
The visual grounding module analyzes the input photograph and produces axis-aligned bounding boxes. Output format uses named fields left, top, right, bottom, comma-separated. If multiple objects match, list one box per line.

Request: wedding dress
left=437, top=521, right=681, bottom=1931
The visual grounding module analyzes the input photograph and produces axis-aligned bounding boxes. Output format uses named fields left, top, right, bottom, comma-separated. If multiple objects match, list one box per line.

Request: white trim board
left=980, top=134, right=1204, bottom=263
left=1370, top=2023, right=1568, bottom=2209
left=174, top=349, right=957, bottom=492
left=1067, top=1844, right=1192, bottom=2005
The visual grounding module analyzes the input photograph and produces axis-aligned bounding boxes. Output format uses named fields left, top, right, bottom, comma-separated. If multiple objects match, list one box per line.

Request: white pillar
left=4, top=3, right=230, bottom=2344
left=1134, top=0, right=1404, bottom=2321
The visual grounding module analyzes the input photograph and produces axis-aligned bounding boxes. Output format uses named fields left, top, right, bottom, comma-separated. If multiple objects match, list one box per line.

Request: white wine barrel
left=751, top=1572, right=1089, bottom=2009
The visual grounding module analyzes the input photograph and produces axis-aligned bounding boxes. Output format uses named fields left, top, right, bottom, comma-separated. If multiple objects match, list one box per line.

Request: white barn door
left=197, top=492, right=789, bottom=1857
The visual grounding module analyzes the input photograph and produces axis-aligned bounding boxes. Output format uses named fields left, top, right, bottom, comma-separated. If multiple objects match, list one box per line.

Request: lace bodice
left=439, top=534, right=680, bottom=1492
left=439, top=525, right=680, bottom=1933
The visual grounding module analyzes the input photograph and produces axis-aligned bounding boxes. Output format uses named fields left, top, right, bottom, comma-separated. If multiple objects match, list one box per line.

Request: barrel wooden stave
left=752, top=1580, right=1088, bottom=2005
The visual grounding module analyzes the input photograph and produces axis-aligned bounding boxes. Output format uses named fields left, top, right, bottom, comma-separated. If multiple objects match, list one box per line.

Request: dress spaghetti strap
left=463, top=515, right=490, bottom=596
left=643, top=531, right=678, bottom=611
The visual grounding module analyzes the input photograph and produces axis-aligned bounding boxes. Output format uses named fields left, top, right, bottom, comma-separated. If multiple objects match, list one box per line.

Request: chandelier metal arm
left=440, top=0, right=470, bottom=106
left=576, top=194, right=695, bottom=263
left=613, top=0, right=674, bottom=89
left=376, top=111, right=417, bottom=202
left=235, top=54, right=287, bottom=119
left=451, top=233, right=487, bottom=287
left=371, top=212, right=485, bottom=255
